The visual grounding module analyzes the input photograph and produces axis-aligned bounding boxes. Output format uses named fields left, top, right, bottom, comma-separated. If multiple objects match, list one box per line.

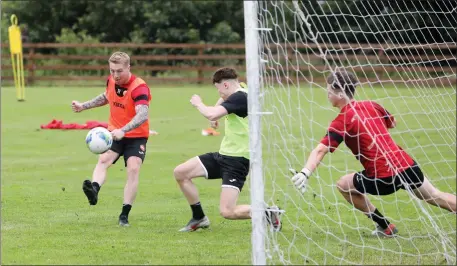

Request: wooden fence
left=1, top=42, right=456, bottom=86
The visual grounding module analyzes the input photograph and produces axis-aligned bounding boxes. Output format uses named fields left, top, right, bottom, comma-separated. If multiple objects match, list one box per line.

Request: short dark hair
left=212, top=67, right=238, bottom=84
left=326, top=70, right=358, bottom=99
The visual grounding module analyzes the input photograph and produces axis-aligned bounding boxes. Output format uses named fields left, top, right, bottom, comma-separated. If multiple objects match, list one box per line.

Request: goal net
left=245, top=0, right=457, bottom=265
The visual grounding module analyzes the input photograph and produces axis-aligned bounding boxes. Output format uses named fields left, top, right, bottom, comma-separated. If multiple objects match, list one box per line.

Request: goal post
left=244, top=1, right=266, bottom=265
left=245, top=0, right=456, bottom=265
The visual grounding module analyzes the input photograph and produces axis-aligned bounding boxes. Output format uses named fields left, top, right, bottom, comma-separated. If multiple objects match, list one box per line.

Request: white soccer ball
left=85, top=127, right=113, bottom=154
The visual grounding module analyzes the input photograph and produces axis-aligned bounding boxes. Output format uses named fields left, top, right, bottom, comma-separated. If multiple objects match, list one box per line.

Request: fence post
left=377, top=48, right=385, bottom=81
left=197, top=46, right=204, bottom=84
left=27, top=47, right=35, bottom=86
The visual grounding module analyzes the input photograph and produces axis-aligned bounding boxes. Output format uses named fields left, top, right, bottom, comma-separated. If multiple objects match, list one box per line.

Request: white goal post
left=244, top=1, right=456, bottom=265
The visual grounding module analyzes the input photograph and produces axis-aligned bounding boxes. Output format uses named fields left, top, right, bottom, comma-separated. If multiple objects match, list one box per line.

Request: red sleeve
left=131, top=84, right=151, bottom=106
left=372, top=102, right=395, bottom=128
left=320, top=117, right=345, bottom=153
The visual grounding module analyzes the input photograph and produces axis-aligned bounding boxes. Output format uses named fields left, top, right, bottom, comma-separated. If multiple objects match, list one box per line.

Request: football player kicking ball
left=173, top=67, right=282, bottom=232
left=71, top=52, right=152, bottom=227
left=290, top=70, right=456, bottom=237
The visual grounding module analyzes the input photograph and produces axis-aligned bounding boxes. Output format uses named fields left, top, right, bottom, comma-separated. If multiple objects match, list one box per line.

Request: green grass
left=1, top=84, right=455, bottom=265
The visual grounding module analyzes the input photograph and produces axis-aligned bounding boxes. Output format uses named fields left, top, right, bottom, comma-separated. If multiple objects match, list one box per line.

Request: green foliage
left=1, top=11, right=9, bottom=43
left=1, top=12, right=11, bottom=64
left=2, top=0, right=454, bottom=82
left=56, top=28, right=103, bottom=55
left=3, top=0, right=455, bottom=45
left=2, top=0, right=244, bottom=45
left=207, top=21, right=241, bottom=44
left=2, top=0, right=87, bottom=43
left=318, top=0, right=457, bottom=44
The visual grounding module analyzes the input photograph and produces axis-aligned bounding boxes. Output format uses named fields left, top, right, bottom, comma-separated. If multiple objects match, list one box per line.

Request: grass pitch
left=1, top=84, right=455, bottom=265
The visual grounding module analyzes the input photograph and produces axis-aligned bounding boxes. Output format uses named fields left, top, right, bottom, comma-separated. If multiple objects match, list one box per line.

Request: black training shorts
left=110, top=137, right=148, bottom=167
left=353, top=162, right=424, bottom=196
left=197, top=152, right=250, bottom=192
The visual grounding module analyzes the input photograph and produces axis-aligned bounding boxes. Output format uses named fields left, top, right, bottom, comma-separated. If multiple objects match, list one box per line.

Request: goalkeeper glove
left=289, top=168, right=311, bottom=194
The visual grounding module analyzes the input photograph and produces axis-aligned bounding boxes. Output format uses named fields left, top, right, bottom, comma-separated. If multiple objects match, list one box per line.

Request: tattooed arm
left=81, top=93, right=108, bottom=110
left=71, top=93, right=108, bottom=113
left=121, top=104, right=149, bottom=133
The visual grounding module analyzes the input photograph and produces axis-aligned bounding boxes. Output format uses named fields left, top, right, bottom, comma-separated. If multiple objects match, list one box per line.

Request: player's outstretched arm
left=82, top=93, right=109, bottom=110
left=290, top=143, right=329, bottom=193
left=303, top=143, right=329, bottom=174
left=72, top=93, right=108, bottom=112
left=210, top=98, right=225, bottom=128
left=190, top=94, right=228, bottom=121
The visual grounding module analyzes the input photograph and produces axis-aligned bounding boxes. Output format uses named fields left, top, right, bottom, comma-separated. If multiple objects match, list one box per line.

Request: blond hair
left=108, top=51, right=130, bottom=66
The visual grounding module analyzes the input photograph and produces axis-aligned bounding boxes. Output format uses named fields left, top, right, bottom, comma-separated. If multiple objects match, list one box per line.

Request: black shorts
left=197, top=152, right=250, bottom=192
left=110, top=137, right=148, bottom=167
left=353, top=162, right=425, bottom=196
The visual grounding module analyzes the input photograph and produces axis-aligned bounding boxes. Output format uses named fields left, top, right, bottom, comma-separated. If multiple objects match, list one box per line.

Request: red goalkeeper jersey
left=320, top=100, right=414, bottom=178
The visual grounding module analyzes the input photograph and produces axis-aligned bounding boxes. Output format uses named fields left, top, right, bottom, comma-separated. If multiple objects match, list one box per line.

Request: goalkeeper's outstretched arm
left=290, top=143, right=329, bottom=193
left=302, top=143, right=329, bottom=176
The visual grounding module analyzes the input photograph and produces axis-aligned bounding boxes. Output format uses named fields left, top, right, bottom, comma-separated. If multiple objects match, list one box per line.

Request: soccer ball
left=85, top=127, right=113, bottom=154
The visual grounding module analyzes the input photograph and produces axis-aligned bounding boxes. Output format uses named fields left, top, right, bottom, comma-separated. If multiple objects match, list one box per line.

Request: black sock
left=92, top=182, right=101, bottom=193
left=121, top=204, right=132, bottom=217
left=190, top=202, right=205, bottom=220
left=367, top=208, right=390, bottom=229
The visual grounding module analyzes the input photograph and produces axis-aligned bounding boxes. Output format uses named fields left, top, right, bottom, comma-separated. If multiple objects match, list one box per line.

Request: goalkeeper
left=173, top=67, right=282, bottom=232
left=290, top=70, right=456, bottom=237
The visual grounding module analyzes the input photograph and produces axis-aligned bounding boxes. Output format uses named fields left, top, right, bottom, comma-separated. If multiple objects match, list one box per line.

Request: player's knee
left=127, top=166, right=140, bottom=179
left=414, top=182, right=440, bottom=202
left=97, top=154, right=113, bottom=167
left=220, top=207, right=235, bottom=219
left=173, top=164, right=187, bottom=181
left=126, top=158, right=141, bottom=178
left=336, top=178, right=349, bottom=193
left=424, top=190, right=442, bottom=204
left=418, top=192, right=441, bottom=207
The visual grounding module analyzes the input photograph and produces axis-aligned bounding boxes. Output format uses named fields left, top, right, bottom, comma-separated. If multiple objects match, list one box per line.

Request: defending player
left=173, top=67, right=281, bottom=232
left=71, top=52, right=152, bottom=227
left=290, top=70, right=456, bottom=237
